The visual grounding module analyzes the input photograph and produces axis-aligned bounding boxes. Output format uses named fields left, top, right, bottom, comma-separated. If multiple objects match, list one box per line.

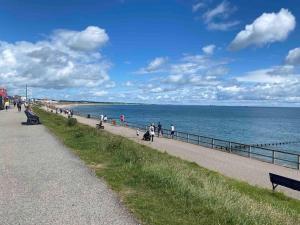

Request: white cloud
left=124, top=81, right=133, bottom=87
left=229, top=8, right=296, bottom=51
left=0, top=26, right=112, bottom=94
left=203, top=1, right=232, bottom=23
left=286, top=47, right=300, bottom=65
left=105, top=81, right=116, bottom=88
left=137, top=57, right=168, bottom=74
left=236, top=65, right=295, bottom=83
left=207, top=21, right=240, bottom=31
left=92, top=90, right=108, bottom=97
left=192, top=1, right=205, bottom=12
left=202, top=44, right=216, bottom=55
left=202, top=1, right=239, bottom=31
left=52, top=26, right=109, bottom=51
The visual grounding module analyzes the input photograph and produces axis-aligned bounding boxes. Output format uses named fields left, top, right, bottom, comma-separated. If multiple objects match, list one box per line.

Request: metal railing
left=71, top=111, right=300, bottom=170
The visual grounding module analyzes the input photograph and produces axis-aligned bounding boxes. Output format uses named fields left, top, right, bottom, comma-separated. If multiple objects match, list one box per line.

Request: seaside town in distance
left=1, top=1, right=300, bottom=225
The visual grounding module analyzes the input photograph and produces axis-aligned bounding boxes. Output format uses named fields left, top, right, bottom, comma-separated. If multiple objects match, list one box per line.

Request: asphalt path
left=0, top=107, right=137, bottom=225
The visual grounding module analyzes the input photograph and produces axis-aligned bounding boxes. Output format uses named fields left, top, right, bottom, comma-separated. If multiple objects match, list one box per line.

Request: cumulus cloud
left=136, top=53, right=229, bottom=99
left=229, top=8, right=296, bottom=51
left=136, top=56, right=168, bottom=74
left=202, top=44, right=216, bottom=55
left=52, top=26, right=109, bottom=51
left=286, top=47, right=300, bottom=65
left=0, top=26, right=112, bottom=95
left=202, top=1, right=239, bottom=31
left=134, top=51, right=300, bottom=105
left=236, top=65, right=295, bottom=83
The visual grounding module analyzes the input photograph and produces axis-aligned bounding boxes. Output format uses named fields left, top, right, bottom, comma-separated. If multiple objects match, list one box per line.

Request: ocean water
left=71, top=104, right=300, bottom=153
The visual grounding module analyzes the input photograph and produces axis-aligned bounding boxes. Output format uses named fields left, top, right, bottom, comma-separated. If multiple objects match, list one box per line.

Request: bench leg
left=272, top=183, right=278, bottom=191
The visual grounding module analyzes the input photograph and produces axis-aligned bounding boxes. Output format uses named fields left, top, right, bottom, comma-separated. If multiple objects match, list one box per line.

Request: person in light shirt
left=149, top=123, right=155, bottom=142
left=170, top=124, right=175, bottom=139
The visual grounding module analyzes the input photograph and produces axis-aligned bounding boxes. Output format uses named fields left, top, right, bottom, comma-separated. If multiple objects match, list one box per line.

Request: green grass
left=35, top=107, right=300, bottom=225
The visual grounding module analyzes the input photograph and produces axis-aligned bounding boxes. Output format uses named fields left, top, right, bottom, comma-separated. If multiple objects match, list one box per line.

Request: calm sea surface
left=71, top=104, right=300, bottom=153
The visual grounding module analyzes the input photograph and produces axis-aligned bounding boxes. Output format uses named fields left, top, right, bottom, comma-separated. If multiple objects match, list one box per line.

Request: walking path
left=52, top=107, right=300, bottom=200
left=0, top=108, right=137, bottom=225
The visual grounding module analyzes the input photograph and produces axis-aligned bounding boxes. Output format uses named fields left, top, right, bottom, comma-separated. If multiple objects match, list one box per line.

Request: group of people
left=55, top=108, right=73, bottom=118
left=140, top=122, right=175, bottom=142
left=4, top=99, right=23, bottom=111
left=97, top=114, right=108, bottom=129
left=100, top=114, right=108, bottom=122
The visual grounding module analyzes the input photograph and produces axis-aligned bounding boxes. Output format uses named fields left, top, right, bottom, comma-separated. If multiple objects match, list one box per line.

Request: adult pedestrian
left=170, top=124, right=175, bottom=139
left=120, top=114, right=125, bottom=125
left=103, top=115, right=108, bottom=122
left=17, top=101, right=22, bottom=112
left=157, top=122, right=163, bottom=137
left=4, top=101, right=9, bottom=111
left=149, top=123, right=155, bottom=142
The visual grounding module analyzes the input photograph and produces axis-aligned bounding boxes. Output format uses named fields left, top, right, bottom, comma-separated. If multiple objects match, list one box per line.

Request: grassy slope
left=35, top=107, right=300, bottom=225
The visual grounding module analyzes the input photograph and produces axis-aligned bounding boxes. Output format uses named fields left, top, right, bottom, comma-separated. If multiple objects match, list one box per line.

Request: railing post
left=212, top=138, right=214, bottom=148
left=248, top=146, right=251, bottom=158
left=272, top=150, right=275, bottom=164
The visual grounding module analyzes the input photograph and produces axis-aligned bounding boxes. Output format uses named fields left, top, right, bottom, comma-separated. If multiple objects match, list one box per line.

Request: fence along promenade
left=72, top=111, right=300, bottom=170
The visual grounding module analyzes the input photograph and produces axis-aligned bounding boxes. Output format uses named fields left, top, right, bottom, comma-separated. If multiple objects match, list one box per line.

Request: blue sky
left=0, top=0, right=300, bottom=105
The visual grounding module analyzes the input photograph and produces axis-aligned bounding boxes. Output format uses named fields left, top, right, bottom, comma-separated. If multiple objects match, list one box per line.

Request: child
left=136, top=129, right=140, bottom=136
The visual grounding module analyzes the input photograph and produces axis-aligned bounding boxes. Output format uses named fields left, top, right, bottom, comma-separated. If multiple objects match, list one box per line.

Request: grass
left=34, top=107, right=300, bottom=225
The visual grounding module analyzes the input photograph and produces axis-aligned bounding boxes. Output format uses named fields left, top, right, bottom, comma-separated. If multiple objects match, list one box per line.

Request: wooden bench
left=269, top=173, right=300, bottom=191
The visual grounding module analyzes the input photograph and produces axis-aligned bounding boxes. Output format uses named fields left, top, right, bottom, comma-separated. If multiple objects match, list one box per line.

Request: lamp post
left=25, top=84, right=27, bottom=102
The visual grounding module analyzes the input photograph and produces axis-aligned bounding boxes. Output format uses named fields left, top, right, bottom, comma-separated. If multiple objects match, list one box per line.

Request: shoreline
left=50, top=104, right=300, bottom=169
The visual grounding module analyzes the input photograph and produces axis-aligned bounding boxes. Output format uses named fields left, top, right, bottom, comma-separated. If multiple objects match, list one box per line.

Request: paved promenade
left=0, top=108, right=137, bottom=225
left=55, top=109, right=300, bottom=200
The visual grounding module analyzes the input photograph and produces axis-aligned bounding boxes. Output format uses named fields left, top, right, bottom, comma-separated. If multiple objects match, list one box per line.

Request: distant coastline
left=54, top=100, right=143, bottom=109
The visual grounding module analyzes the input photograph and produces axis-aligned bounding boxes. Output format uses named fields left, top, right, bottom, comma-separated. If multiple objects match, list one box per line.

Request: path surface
left=53, top=108, right=300, bottom=200
left=0, top=108, right=137, bottom=225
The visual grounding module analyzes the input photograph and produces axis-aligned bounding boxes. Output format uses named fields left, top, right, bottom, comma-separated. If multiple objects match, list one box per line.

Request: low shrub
left=66, top=117, right=77, bottom=126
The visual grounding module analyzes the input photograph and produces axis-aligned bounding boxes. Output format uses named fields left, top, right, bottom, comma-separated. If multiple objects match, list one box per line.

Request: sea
left=71, top=104, right=300, bottom=153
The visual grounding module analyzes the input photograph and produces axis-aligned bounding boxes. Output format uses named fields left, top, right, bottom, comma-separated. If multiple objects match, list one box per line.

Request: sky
left=0, top=0, right=300, bottom=106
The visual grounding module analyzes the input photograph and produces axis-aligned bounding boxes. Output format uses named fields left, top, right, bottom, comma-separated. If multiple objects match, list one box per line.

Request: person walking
left=157, top=122, right=163, bottom=137
left=17, top=101, right=22, bottom=112
left=149, top=123, right=155, bottom=142
left=170, top=124, right=175, bottom=139
left=120, top=114, right=125, bottom=125
left=4, top=101, right=9, bottom=111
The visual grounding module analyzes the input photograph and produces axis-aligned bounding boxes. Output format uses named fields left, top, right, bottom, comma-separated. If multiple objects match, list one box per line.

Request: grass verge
left=35, top=107, right=300, bottom=225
